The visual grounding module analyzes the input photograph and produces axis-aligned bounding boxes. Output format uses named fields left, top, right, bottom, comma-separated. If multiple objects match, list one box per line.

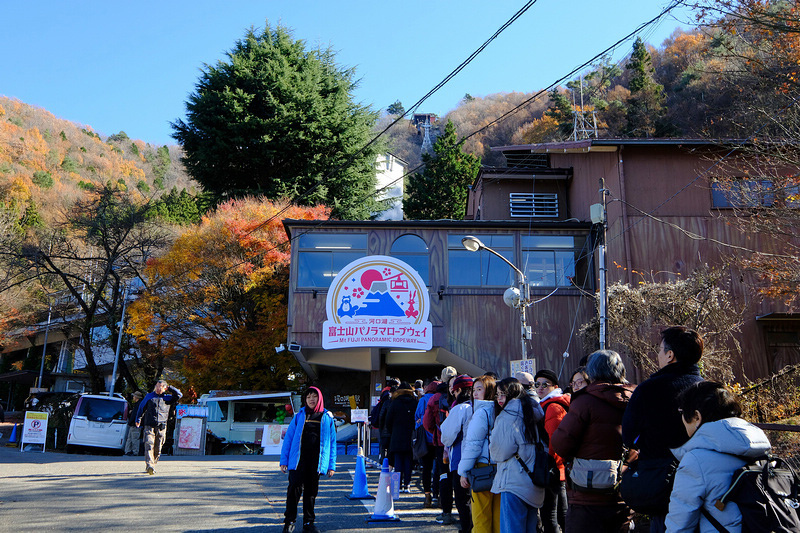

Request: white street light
left=461, top=235, right=532, bottom=359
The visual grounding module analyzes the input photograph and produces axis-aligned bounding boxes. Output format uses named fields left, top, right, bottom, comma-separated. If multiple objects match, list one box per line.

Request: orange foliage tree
left=127, top=197, right=329, bottom=392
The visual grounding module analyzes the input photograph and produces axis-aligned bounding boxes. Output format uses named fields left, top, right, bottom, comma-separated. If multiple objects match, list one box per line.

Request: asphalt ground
left=0, top=421, right=460, bottom=533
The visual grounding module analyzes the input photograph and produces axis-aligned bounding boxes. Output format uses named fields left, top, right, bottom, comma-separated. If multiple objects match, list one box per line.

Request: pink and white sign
left=322, top=256, right=432, bottom=350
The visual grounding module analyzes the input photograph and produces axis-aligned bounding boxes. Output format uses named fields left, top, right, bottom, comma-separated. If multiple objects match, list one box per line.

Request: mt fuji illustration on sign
left=322, top=255, right=432, bottom=350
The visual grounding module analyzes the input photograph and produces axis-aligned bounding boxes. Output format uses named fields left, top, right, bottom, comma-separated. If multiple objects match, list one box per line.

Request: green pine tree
left=625, top=37, right=667, bottom=137
left=404, top=121, right=481, bottom=220
left=171, top=24, right=383, bottom=220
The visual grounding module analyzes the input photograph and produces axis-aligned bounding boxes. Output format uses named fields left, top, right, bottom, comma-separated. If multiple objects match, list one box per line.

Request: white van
left=67, top=393, right=129, bottom=453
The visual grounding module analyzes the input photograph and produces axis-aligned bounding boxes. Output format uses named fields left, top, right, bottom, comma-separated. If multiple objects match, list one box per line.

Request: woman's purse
left=515, top=440, right=558, bottom=489
left=467, top=463, right=497, bottom=492
left=619, top=456, right=679, bottom=515
left=569, top=457, right=623, bottom=493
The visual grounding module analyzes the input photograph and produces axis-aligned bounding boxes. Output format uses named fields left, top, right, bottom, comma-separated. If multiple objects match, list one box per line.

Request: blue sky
left=1, top=1, right=694, bottom=147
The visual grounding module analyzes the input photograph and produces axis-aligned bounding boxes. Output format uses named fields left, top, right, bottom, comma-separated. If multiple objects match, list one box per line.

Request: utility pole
left=591, top=179, right=609, bottom=350
left=109, top=284, right=129, bottom=396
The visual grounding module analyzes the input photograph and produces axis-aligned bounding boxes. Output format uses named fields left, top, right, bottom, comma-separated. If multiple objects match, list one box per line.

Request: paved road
left=0, top=441, right=459, bottom=533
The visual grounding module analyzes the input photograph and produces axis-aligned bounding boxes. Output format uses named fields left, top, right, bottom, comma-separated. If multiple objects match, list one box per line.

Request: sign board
left=177, top=417, right=204, bottom=450
left=261, top=424, right=290, bottom=455
left=509, top=358, right=536, bottom=378
left=21, top=411, right=48, bottom=452
left=351, top=409, right=369, bottom=423
left=322, top=256, right=432, bottom=350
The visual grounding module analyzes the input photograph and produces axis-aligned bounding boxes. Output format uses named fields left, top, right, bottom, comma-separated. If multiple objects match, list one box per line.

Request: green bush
left=32, top=171, right=54, bottom=189
left=130, top=143, right=139, bottom=156
left=136, top=180, right=150, bottom=194
left=77, top=181, right=95, bottom=191
left=8, top=116, right=23, bottom=127
left=59, top=131, right=67, bottom=141
left=61, top=156, right=78, bottom=173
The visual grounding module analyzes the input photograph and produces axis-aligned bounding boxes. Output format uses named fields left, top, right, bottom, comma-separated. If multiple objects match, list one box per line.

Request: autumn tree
left=127, top=197, right=329, bottom=392
left=171, top=24, right=384, bottom=220
left=0, top=185, right=172, bottom=393
left=404, top=121, right=481, bottom=220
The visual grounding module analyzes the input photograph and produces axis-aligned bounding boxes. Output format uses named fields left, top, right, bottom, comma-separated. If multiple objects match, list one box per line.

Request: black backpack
left=700, top=455, right=800, bottom=533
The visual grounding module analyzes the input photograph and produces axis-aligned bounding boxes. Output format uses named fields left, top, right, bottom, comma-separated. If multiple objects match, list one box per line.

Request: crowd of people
left=279, top=325, right=775, bottom=533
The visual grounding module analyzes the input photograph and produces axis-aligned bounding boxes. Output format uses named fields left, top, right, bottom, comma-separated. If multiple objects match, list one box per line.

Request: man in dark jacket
left=621, top=326, right=704, bottom=532
left=124, top=391, right=144, bottom=456
left=136, top=380, right=182, bottom=474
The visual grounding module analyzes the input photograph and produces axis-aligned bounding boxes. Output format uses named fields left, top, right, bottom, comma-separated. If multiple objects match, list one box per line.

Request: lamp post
left=462, top=236, right=532, bottom=359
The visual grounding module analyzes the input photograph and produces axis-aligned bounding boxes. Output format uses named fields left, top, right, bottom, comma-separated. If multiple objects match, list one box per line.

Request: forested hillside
left=0, top=96, right=196, bottom=228
left=382, top=26, right=767, bottom=167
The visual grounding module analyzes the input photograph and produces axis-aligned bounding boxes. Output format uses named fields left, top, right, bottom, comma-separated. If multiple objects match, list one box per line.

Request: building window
left=390, top=234, right=429, bottom=285
left=711, top=180, right=774, bottom=208
left=296, top=233, right=367, bottom=288
left=509, top=193, right=559, bottom=218
left=521, top=235, right=587, bottom=287
left=448, top=234, right=515, bottom=286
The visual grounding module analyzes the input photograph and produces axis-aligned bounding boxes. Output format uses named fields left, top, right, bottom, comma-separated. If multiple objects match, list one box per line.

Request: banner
left=323, top=256, right=432, bottom=350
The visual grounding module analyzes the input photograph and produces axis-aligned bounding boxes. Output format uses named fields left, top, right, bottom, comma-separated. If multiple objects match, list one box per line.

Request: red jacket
left=541, top=393, right=571, bottom=481
left=550, top=382, right=635, bottom=505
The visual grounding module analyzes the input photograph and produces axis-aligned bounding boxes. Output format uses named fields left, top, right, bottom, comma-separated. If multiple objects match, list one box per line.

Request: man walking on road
left=136, top=380, right=182, bottom=474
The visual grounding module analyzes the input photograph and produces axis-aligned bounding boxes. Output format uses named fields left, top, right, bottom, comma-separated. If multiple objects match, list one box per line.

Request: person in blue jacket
left=280, top=386, right=337, bottom=533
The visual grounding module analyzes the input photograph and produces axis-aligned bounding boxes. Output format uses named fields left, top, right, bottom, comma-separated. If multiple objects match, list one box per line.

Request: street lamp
left=461, top=236, right=532, bottom=359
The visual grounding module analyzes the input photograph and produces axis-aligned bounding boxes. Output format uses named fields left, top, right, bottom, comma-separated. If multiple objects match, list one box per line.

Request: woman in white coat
left=441, top=374, right=475, bottom=532
left=458, top=375, right=500, bottom=533
left=489, top=378, right=545, bottom=533
left=666, top=381, right=771, bottom=533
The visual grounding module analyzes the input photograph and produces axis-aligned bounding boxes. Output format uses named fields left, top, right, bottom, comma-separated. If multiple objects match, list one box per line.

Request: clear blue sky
left=1, top=1, right=695, bottom=147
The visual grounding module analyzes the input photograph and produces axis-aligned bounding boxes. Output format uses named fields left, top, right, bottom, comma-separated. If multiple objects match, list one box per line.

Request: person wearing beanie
left=441, top=375, right=475, bottom=532
left=280, top=387, right=337, bottom=533
left=424, top=378, right=456, bottom=525
left=534, top=369, right=570, bottom=533
left=416, top=380, right=441, bottom=508
left=441, top=366, right=458, bottom=384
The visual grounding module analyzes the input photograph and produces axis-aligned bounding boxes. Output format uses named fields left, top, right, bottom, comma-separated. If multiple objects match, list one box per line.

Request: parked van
left=67, top=393, right=129, bottom=453
left=198, top=391, right=301, bottom=453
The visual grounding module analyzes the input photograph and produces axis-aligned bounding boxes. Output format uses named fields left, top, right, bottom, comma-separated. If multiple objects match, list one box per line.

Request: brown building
left=283, top=138, right=799, bottom=413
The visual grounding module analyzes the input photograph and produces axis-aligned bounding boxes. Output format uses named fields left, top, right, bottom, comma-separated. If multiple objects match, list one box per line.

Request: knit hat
left=515, top=371, right=535, bottom=386
left=440, top=366, right=457, bottom=383
left=424, top=380, right=441, bottom=394
left=534, top=369, right=559, bottom=388
left=452, top=374, right=474, bottom=391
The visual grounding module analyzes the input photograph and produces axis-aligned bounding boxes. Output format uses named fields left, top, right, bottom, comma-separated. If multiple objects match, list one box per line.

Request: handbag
left=467, top=463, right=497, bottom=492
left=619, top=457, right=678, bottom=515
left=515, top=440, right=558, bottom=489
left=412, top=424, right=429, bottom=460
left=569, top=457, right=623, bottom=493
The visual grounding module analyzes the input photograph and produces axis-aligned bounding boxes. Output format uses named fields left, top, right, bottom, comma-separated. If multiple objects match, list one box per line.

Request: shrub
left=59, top=131, right=67, bottom=141
left=77, top=181, right=95, bottom=191
left=8, top=116, right=23, bottom=127
left=130, top=143, right=139, bottom=156
left=32, top=171, right=54, bottom=189
left=136, top=180, right=150, bottom=194
left=61, top=156, right=78, bottom=173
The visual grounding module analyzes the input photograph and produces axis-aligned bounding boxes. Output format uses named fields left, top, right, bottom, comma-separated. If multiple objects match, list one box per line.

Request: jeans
left=284, top=467, right=321, bottom=525
left=539, top=480, right=567, bottom=533
left=393, top=451, right=413, bottom=489
left=420, top=448, right=435, bottom=493
left=565, top=503, right=632, bottom=533
left=453, top=472, right=473, bottom=532
left=649, top=514, right=666, bottom=533
left=500, top=492, right=538, bottom=533
left=435, top=446, right=453, bottom=513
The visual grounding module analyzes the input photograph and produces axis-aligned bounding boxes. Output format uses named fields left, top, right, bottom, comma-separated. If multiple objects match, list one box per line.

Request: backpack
left=700, top=455, right=800, bottom=533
